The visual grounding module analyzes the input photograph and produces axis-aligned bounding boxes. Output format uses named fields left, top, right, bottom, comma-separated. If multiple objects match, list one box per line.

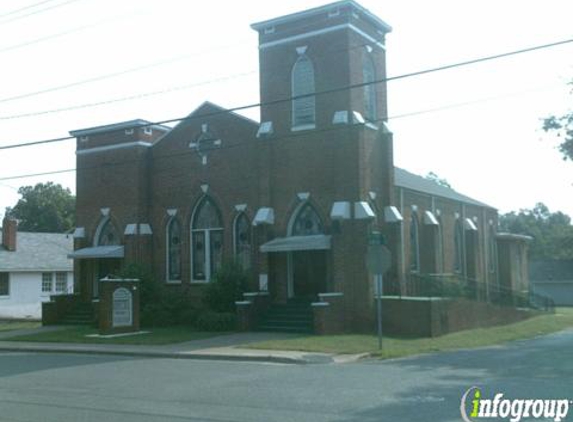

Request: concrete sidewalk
left=0, top=327, right=367, bottom=364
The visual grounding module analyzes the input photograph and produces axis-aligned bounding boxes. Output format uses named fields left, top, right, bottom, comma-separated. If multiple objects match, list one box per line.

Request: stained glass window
left=234, top=213, right=251, bottom=270
left=167, top=218, right=182, bottom=281
left=292, top=56, right=316, bottom=127
left=292, top=204, right=323, bottom=236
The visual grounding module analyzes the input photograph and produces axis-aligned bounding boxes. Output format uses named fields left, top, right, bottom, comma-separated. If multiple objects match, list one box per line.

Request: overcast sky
left=0, top=0, right=572, bottom=222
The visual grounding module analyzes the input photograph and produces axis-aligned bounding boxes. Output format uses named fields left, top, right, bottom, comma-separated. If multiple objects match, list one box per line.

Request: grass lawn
left=0, top=321, right=41, bottom=332
left=5, top=326, right=228, bottom=345
left=247, top=308, right=573, bottom=359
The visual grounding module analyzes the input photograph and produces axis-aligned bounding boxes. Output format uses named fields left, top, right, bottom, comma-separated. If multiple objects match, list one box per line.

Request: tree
left=425, top=171, right=452, bottom=188
left=543, top=81, right=573, bottom=161
left=499, top=203, right=573, bottom=260
left=5, top=182, right=75, bottom=233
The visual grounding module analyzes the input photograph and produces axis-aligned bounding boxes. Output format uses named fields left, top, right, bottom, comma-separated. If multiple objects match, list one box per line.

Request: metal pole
left=376, top=274, right=383, bottom=350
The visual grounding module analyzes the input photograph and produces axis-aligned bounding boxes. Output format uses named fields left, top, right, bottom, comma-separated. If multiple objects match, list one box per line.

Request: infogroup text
left=460, top=387, right=571, bottom=422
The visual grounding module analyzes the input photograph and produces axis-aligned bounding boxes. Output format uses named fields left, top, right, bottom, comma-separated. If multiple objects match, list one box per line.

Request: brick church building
left=68, top=1, right=529, bottom=332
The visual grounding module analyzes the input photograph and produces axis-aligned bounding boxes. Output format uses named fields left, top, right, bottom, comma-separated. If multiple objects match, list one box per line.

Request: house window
left=55, top=272, right=67, bottom=293
left=41, top=272, right=68, bottom=294
left=42, top=272, right=53, bottom=293
left=167, top=217, right=182, bottom=282
left=363, top=55, right=377, bottom=122
left=292, top=55, right=316, bottom=128
left=234, top=212, right=251, bottom=270
left=97, top=219, right=120, bottom=246
left=409, top=212, right=420, bottom=272
left=191, top=197, right=223, bottom=282
left=0, top=272, right=9, bottom=296
left=292, top=203, right=323, bottom=236
left=454, top=219, right=464, bottom=273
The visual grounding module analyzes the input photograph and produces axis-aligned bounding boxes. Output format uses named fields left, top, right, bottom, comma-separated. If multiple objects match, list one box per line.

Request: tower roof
left=251, top=1, right=392, bottom=34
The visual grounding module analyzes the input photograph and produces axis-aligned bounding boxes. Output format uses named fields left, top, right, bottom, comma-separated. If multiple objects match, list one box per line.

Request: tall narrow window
left=363, top=55, right=377, bottom=122
left=167, top=218, right=182, bottom=282
left=234, top=213, right=251, bottom=271
left=292, top=203, right=323, bottom=236
left=55, top=272, right=67, bottom=293
left=409, top=212, right=420, bottom=272
left=454, top=219, right=464, bottom=273
left=437, top=216, right=445, bottom=273
left=191, top=197, right=223, bottom=282
left=292, top=55, right=316, bottom=128
left=0, top=273, right=9, bottom=296
left=42, top=272, right=53, bottom=293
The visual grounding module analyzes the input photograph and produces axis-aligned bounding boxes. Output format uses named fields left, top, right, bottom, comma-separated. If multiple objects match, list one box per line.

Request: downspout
left=399, top=187, right=405, bottom=282
left=482, top=207, right=489, bottom=301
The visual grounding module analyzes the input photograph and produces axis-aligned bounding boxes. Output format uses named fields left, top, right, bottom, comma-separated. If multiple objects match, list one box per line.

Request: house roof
left=529, top=260, right=573, bottom=282
left=394, top=167, right=494, bottom=209
left=0, top=232, right=73, bottom=272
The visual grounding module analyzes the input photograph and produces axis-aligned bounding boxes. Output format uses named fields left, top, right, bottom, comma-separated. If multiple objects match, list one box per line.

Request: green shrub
left=195, top=312, right=237, bottom=332
left=203, top=261, right=249, bottom=313
left=116, top=263, right=199, bottom=327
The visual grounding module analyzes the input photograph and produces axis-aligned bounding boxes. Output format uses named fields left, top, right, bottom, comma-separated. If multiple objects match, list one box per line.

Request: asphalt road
left=1, top=330, right=573, bottom=422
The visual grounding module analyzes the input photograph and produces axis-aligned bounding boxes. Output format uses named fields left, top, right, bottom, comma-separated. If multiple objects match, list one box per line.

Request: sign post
left=367, top=232, right=392, bottom=350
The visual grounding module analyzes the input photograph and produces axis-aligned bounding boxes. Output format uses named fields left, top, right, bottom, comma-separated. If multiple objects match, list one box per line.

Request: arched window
left=292, top=55, right=316, bottom=128
left=166, top=218, right=182, bottom=282
left=409, top=212, right=420, bottom=272
left=363, top=55, right=377, bottom=122
left=291, top=203, right=323, bottom=236
left=96, top=218, right=120, bottom=246
left=191, top=197, right=223, bottom=282
left=234, top=213, right=251, bottom=270
left=454, top=219, right=464, bottom=273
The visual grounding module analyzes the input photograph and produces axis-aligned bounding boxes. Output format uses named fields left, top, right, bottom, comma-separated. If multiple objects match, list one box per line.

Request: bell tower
left=251, top=1, right=392, bottom=136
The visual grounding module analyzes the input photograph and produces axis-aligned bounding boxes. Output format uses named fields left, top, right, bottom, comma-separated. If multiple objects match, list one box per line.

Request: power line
left=0, top=39, right=381, bottom=120
left=0, top=0, right=82, bottom=24
left=1, top=36, right=572, bottom=152
left=0, top=11, right=347, bottom=104
left=0, top=117, right=385, bottom=182
left=0, top=77, right=562, bottom=182
left=0, top=0, right=58, bottom=18
left=0, top=12, right=141, bottom=54
left=0, top=71, right=257, bottom=120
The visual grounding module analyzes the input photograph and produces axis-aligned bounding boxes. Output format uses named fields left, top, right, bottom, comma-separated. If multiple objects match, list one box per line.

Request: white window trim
left=41, top=272, right=70, bottom=296
left=291, top=123, right=316, bottom=132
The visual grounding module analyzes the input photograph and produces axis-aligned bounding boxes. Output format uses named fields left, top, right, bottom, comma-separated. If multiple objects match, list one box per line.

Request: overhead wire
left=0, top=0, right=82, bottom=24
left=0, top=36, right=572, bottom=153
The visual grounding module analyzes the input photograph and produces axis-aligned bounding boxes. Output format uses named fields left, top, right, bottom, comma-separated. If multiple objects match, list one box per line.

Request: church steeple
left=251, top=1, right=392, bottom=136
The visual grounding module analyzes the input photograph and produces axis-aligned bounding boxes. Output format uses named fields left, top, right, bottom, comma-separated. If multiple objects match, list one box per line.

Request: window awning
left=68, top=245, right=124, bottom=259
left=260, top=235, right=331, bottom=253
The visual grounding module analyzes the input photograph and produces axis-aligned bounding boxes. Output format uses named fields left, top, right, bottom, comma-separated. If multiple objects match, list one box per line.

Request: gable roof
left=394, top=167, right=494, bottom=209
left=153, top=101, right=258, bottom=147
left=0, top=232, right=73, bottom=272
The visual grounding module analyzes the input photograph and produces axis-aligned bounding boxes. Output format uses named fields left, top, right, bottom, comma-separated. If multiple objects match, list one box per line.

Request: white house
left=0, top=218, right=73, bottom=320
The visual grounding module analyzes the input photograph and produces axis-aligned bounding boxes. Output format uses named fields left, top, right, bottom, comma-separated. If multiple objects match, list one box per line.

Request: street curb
left=0, top=344, right=307, bottom=365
